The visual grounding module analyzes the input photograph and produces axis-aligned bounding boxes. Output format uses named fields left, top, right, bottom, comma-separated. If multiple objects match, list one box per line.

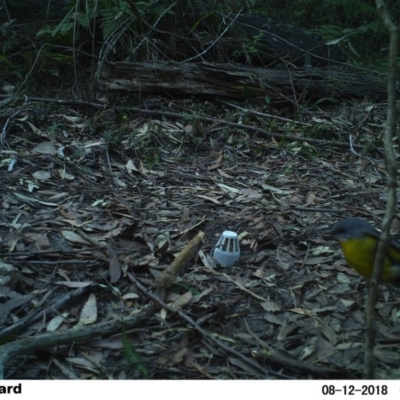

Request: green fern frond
left=122, top=325, right=150, bottom=379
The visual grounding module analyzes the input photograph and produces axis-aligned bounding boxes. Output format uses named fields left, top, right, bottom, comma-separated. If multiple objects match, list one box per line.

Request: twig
left=221, top=101, right=312, bottom=126
left=127, top=272, right=270, bottom=377
left=0, top=94, right=104, bottom=109
left=183, top=9, right=242, bottom=63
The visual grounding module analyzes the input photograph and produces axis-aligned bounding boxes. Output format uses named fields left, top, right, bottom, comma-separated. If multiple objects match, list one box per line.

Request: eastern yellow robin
left=327, top=218, right=400, bottom=286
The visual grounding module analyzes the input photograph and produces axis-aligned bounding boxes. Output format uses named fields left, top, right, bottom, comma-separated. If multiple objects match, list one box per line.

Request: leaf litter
left=0, top=99, right=399, bottom=379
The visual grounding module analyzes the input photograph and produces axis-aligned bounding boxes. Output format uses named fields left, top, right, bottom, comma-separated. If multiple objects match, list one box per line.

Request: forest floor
left=1, top=93, right=400, bottom=379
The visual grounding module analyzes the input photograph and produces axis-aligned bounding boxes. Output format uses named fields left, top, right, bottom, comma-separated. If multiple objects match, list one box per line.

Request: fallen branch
left=0, top=286, right=89, bottom=342
left=0, top=307, right=153, bottom=379
left=154, top=231, right=204, bottom=300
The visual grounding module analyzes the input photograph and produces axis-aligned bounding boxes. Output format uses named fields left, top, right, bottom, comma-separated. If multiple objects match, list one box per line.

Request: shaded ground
left=1, top=97, right=400, bottom=379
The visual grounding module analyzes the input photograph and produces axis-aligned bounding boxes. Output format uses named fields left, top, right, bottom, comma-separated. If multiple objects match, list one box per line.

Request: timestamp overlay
left=321, top=383, right=391, bottom=397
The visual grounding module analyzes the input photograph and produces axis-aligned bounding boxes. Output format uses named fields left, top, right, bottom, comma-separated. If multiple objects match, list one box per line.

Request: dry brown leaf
left=340, top=299, right=355, bottom=308
left=208, top=162, right=221, bottom=170
left=32, top=170, right=51, bottom=180
left=61, top=230, right=91, bottom=245
left=217, top=169, right=234, bottom=178
left=240, top=188, right=263, bottom=199
left=170, top=291, right=193, bottom=308
left=260, top=300, right=281, bottom=312
left=47, top=313, right=68, bottom=332
left=277, top=324, right=298, bottom=341
left=0, top=261, right=14, bottom=272
left=57, top=281, right=92, bottom=288
left=321, top=326, right=338, bottom=346
left=78, top=293, right=97, bottom=326
left=316, top=337, right=335, bottom=360
left=289, top=308, right=317, bottom=317
left=108, top=245, right=121, bottom=283
left=58, top=169, right=75, bottom=180
left=170, top=347, right=187, bottom=365
left=264, top=313, right=284, bottom=325
left=32, top=141, right=57, bottom=155
left=336, top=342, right=363, bottom=350
left=197, top=194, right=222, bottom=204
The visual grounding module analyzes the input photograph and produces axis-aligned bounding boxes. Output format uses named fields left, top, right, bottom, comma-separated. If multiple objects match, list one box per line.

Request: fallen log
left=98, top=61, right=390, bottom=101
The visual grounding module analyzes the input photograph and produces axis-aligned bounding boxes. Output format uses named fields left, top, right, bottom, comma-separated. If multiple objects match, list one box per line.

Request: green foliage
left=188, top=11, right=215, bottom=35
left=102, top=129, right=126, bottom=149
left=3, top=0, right=400, bottom=94
left=122, top=326, right=150, bottom=378
left=324, top=0, right=376, bottom=21
left=0, top=55, right=15, bottom=69
left=249, top=0, right=398, bottom=69
left=99, top=0, right=134, bottom=40
left=37, top=0, right=139, bottom=45
left=264, top=0, right=378, bottom=26
left=145, top=152, right=161, bottom=170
